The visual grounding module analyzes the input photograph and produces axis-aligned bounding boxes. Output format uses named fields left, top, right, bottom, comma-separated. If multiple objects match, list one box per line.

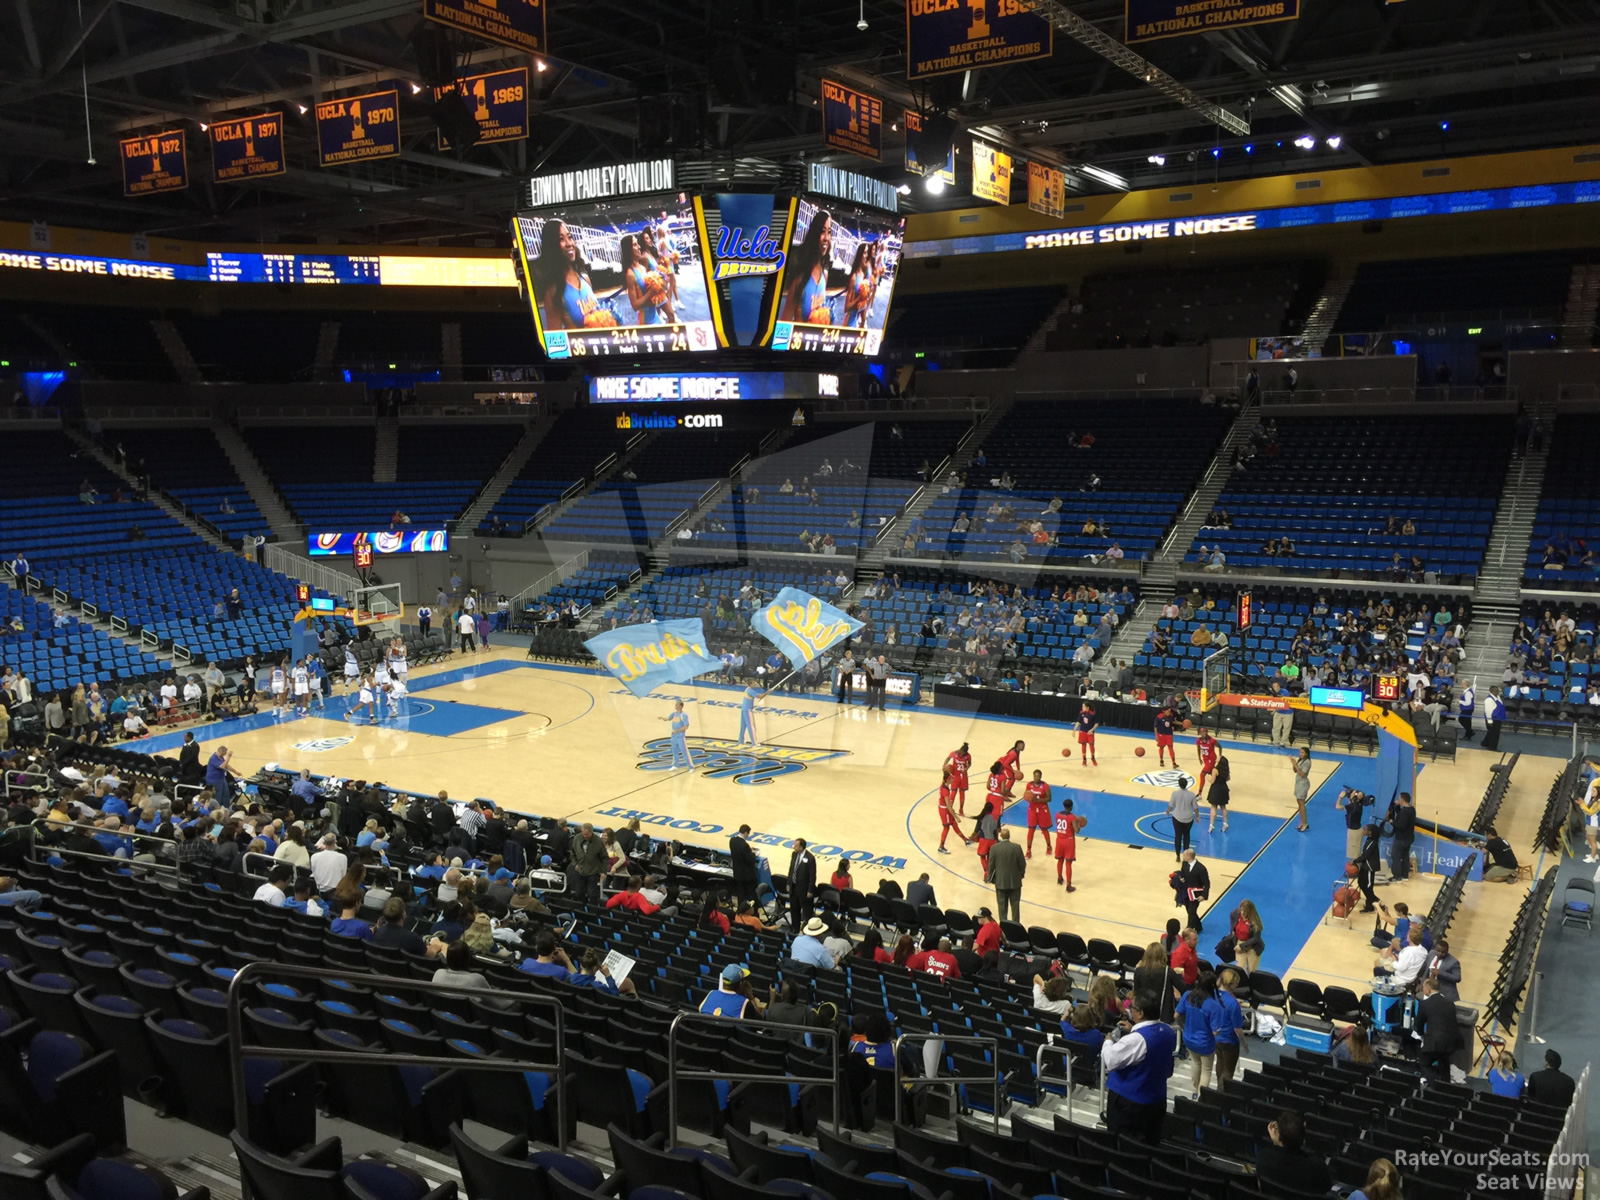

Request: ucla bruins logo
left=292, top=737, right=355, bottom=752
left=637, top=736, right=850, bottom=786
left=1132, top=768, right=1194, bottom=788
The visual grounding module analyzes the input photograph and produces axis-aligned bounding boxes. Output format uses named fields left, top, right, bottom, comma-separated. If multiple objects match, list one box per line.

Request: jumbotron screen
left=512, top=194, right=717, bottom=359
left=772, top=198, right=903, bottom=356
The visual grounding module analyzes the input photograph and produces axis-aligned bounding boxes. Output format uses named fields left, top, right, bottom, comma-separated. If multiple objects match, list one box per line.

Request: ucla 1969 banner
left=905, top=0, right=1053, bottom=80
left=436, top=67, right=529, bottom=149
left=1027, top=161, right=1065, bottom=219
left=752, top=588, right=865, bottom=672
left=424, top=0, right=545, bottom=54
left=210, top=113, right=285, bottom=183
left=120, top=130, right=187, bottom=198
left=316, top=89, right=400, bottom=167
left=1126, top=0, right=1299, bottom=43
left=584, top=619, right=723, bottom=698
left=971, top=139, right=1012, bottom=206
left=821, top=79, right=882, bottom=162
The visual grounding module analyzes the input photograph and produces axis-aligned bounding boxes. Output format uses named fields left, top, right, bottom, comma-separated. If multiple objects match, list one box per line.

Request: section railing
left=892, top=1032, right=1001, bottom=1134
left=262, top=542, right=361, bottom=604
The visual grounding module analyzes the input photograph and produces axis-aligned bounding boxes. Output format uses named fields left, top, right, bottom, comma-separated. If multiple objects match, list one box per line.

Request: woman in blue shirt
left=1057, top=1003, right=1106, bottom=1087
left=535, top=218, right=611, bottom=331
left=849, top=1013, right=897, bottom=1069
left=1211, top=967, right=1248, bottom=1089
left=1175, top=973, right=1222, bottom=1097
left=1489, top=1050, right=1525, bottom=1098
left=620, top=234, right=667, bottom=326
left=780, top=208, right=835, bottom=327
left=330, top=898, right=374, bottom=942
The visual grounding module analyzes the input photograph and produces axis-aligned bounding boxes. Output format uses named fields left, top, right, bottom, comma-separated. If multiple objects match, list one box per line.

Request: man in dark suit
left=428, top=792, right=456, bottom=839
left=905, top=873, right=936, bottom=909
left=479, top=804, right=508, bottom=855
left=1173, top=848, right=1210, bottom=933
left=1527, top=1049, right=1577, bottom=1109
left=1415, top=977, right=1461, bottom=1079
left=1388, top=791, right=1417, bottom=881
left=177, top=732, right=202, bottom=785
left=787, top=837, right=816, bottom=930
left=729, top=824, right=759, bottom=904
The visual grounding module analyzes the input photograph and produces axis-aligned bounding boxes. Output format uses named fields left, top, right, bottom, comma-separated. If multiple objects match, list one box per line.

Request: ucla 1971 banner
left=1027, top=161, right=1065, bottom=218
left=971, top=138, right=1012, bottom=206
left=584, top=619, right=724, bottom=698
left=210, top=113, right=285, bottom=183
left=423, top=0, right=545, bottom=54
left=316, top=89, right=400, bottom=167
left=120, top=129, right=187, bottom=198
left=436, top=66, right=529, bottom=148
left=905, top=0, right=1053, bottom=80
left=821, top=79, right=882, bottom=162
left=1126, top=0, right=1298, bottom=43
left=751, top=588, right=865, bottom=672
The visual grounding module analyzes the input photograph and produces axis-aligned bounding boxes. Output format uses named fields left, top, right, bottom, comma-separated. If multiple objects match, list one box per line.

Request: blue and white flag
left=584, top=619, right=723, bottom=698
left=750, top=587, right=864, bottom=672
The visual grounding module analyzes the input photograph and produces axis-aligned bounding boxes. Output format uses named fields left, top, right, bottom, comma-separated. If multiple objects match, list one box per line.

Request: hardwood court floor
left=147, top=647, right=1542, bottom=1010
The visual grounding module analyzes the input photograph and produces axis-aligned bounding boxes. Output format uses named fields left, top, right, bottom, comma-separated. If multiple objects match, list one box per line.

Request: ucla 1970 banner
left=316, top=89, right=400, bottom=167
left=210, top=113, right=285, bottom=183
left=1126, top=0, right=1298, bottom=44
left=905, top=0, right=1053, bottom=80
left=120, top=130, right=187, bottom=198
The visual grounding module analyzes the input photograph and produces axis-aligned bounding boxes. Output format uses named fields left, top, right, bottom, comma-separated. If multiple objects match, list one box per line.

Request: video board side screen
left=771, top=197, right=904, bottom=356
left=512, top=192, right=718, bottom=359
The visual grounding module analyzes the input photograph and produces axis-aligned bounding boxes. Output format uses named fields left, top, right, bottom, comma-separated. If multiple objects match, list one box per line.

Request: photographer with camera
left=1336, top=785, right=1375, bottom=860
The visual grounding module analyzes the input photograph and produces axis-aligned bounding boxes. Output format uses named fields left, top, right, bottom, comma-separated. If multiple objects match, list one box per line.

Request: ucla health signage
left=821, top=79, right=882, bottom=162
left=210, top=113, right=285, bottom=183
left=120, top=130, right=187, bottom=198
left=308, top=530, right=449, bottom=557
left=435, top=67, right=529, bottom=148
left=590, top=372, right=839, bottom=403
left=316, top=90, right=400, bottom=167
left=1126, top=0, right=1299, bottom=44
left=905, top=0, right=1053, bottom=80
left=424, top=0, right=545, bottom=53
left=902, top=177, right=1600, bottom=260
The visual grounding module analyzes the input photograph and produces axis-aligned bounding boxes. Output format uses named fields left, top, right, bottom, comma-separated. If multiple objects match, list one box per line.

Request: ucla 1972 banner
left=1126, top=0, right=1298, bottom=43
left=905, top=0, right=1053, bottom=80
left=120, top=129, right=187, bottom=198
left=210, top=113, right=285, bottom=183
left=821, top=79, right=882, bottom=162
left=316, top=89, right=400, bottom=167
left=436, top=67, right=529, bottom=149
left=424, top=0, right=545, bottom=53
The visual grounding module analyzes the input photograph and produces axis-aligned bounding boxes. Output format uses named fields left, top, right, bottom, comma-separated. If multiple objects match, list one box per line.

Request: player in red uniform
left=1153, top=704, right=1176, bottom=766
left=1023, top=769, right=1053, bottom=858
left=936, top=765, right=971, bottom=853
left=997, top=739, right=1025, bottom=794
left=1075, top=703, right=1099, bottom=766
left=1053, top=798, right=1086, bottom=890
left=983, top=761, right=1010, bottom=822
left=944, top=742, right=972, bottom=817
left=1195, top=728, right=1220, bottom=792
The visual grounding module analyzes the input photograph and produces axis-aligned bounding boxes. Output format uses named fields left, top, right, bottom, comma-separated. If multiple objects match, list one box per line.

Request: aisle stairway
left=457, top=413, right=559, bottom=533
left=441, top=321, right=464, bottom=381
left=1559, top=263, right=1599, bottom=349
left=530, top=430, right=660, bottom=535
left=372, top=411, right=398, bottom=483
left=151, top=319, right=204, bottom=383
left=1303, top=278, right=1354, bottom=353
left=210, top=421, right=301, bottom=541
left=60, top=424, right=232, bottom=554
left=312, top=321, right=340, bottom=382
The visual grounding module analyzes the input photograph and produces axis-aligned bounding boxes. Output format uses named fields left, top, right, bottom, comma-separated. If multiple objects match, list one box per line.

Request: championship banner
left=821, top=79, right=882, bottom=162
left=210, top=113, right=285, bottom=183
left=1126, top=0, right=1299, bottom=43
left=903, top=110, right=954, bottom=184
left=316, top=89, right=400, bottom=167
left=751, top=588, right=865, bottom=672
left=1026, top=160, right=1065, bottom=218
left=424, top=0, right=545, bottom=54
left=906, top=0, right=1053, bottom=80
left=584, top=619, right=724, bottom=698
left=120, top=130, right=187, bottom=198
left=971, top=138, right=1012, bottom=205
left=436, top=67, right=529, bottom=148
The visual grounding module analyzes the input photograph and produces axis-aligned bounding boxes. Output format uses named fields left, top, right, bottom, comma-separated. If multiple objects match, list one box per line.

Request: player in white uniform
left=345, top=672, right=376, bottom=723
left=291, top=661, right=309, bottom=714
left=389, top=637, right=407, bottom=679
left=305, top=656, right=326, bottom=711
left=270, top=661, right=287, bottom=714
left=385, top=671, right=407, bottom=717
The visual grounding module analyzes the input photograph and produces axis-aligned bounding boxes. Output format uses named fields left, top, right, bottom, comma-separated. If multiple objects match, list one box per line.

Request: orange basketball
left=1182, top=719, right=1194, bottom=731
left=1345, top=862, right=1360, bottom=878
left=1135, top=746, right=1146, bottom=757
left=1061, top=748, right=1071, bottom=757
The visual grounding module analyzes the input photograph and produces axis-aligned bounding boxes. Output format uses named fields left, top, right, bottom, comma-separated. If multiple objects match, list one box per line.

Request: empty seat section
left=1335, top=251, right=1576, bottom=331
left=888, top=286, right=1063, bottom=352
left=483, top=409, right=631, bottom=534
left=1527, top=413, right=1600, bottom=583
left=108, top=427, right=273, bottom=542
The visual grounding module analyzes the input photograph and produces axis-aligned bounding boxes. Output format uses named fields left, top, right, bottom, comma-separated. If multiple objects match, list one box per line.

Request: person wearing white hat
left=790, top=916, right=837, bottom=970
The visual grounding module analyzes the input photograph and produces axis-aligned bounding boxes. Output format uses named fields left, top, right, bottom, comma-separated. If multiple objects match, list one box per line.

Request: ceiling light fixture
left=925, top=175, right=946, bottom=195
left=535, top=59, right=548, bottom=72
left=411, top=82, right=423, bottom=95
left=896, top=184, right=912, bottom=195
left=198, top=122, right=208, bottom=131
left=1147, top=154, right=1165, bottom=166
left=1080, top=164, right=1129, bottom=189
left=297, top=104, right=308, bottom=114
left=1325, top=135, right=1342, bottom=149
left=1294, top=135, right=1316, bottom=150
left=856, top=0, right=868, bottom=31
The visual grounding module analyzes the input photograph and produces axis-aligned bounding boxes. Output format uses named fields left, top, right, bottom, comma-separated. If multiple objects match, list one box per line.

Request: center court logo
left=292, top=736, right=355, bottom=752
left=1132, top=768, right=1194, bottom=788
left=637, top=736, right=849, bottom=786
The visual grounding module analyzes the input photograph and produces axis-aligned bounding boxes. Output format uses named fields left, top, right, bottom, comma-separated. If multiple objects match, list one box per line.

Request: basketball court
left=130, top=646, right=1545, bottom=1016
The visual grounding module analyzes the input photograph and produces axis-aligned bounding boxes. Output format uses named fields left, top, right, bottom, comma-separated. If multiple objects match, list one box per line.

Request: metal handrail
left=1033, top=1038, right=1101, bottom=1125
left=262, top=542, right=360, bottom=603
left=507, top=550, right=591, bottom=614
left=665, top=1010, right=841, bottom=1151
left=224, top=960, right=570, bottom=1148
left=892, top=1032, right=1001, bottom=1134
left=25, top=820, right=185, bottom=878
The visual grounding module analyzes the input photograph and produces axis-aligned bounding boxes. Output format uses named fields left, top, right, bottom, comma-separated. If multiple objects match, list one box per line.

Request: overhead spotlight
left=297, top=103, right=308, bottom=114
left=535, top=59, right=547, bottom=71
left=1244, top=144, right=1254, bottom=154
left=896, top=184, right=912, bottom=195
left=891, top=122, right=899, bottom=131
left=1439, top=120, right=1450, bottom=131
left=1080, top=164, right=1129, bottom=189
left=198, top=122, right=208, bottom=131
left=1294, top=135, right=1316, bottom=150
left=925, top=175, right=946, bottom=195
left=1325, top=135, right=1342, bottom=149
left=856, top=0, right=868, bottom=30
left=1147, top=154, right=1166, bottom=166
left=411, top=82, right=423, bottom=95
left=1210, top=147, right=1221, bottom=158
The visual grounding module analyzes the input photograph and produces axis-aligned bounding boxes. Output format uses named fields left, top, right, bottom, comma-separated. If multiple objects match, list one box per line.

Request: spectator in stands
left=1489, top=1050, right=1525, bottom=1098
left=519, top=930, right=574, bottom=981
left=1103, top=989, right=1176, bottom=1142
left=253, top=863, right=293, bottom=907
left=791, top=916, right=837, bottom=969
left=331, top=896, right=374, bottom=941
left=569, top=821, right=605, bottom=903
left=309, top=833, right=348, bottom=896
left=1202, top=545, right=1226, bottom=572
left=907, top=936, right=960, bottom=979
left=205, top=744, right=242, bottom=803
left=1527, top=1049, right=1575, bottom=1109
left=431, top=941, right=490, bottom=992
left=0, top=875, right=42, bottom=908
left=1258, top=1110, right=1332, bottom=1192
